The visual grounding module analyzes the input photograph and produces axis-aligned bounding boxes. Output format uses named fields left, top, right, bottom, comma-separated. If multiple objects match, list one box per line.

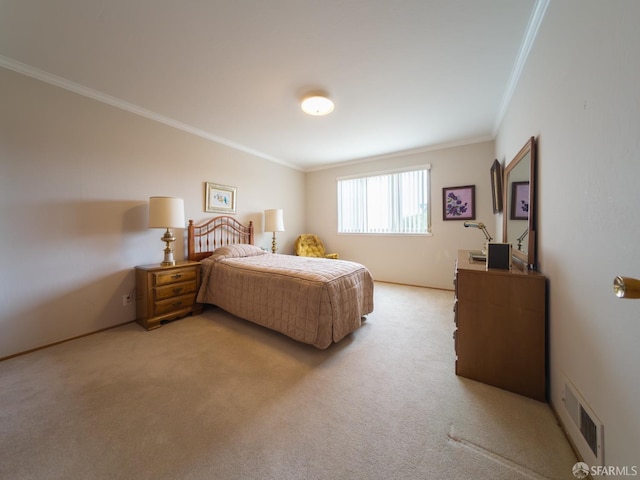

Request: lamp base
left=161, top=228, right=176, bottom=266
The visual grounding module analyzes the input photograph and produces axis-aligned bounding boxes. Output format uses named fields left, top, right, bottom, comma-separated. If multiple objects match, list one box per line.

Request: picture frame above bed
left=205, top=182, right=236, bottom=214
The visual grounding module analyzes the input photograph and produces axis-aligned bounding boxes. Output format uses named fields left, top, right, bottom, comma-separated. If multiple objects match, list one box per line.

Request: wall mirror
left=502, top=137, right=537, bottom=269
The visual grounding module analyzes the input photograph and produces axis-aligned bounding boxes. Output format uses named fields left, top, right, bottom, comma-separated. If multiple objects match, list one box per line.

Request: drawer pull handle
left=172, top=287, right=183, bottom=295
left=171, top=273, right=183, bottom=279
left=171, top=301, right=184, bottom=308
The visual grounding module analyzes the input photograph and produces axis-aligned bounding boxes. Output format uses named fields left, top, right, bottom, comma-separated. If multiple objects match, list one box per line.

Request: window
left=337, top=166, right=430, bottom=234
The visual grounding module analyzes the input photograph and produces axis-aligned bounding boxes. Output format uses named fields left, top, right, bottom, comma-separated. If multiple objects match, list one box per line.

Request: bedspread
left=197, top=248, right=374, bottom=349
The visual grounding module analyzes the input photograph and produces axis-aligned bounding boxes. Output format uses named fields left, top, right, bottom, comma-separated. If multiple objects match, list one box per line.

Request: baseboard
left=0, top=320, right=136, bottom=362
left=374, top=279, right=454, bottom=292
left=549, top=399, right=592, bottom=478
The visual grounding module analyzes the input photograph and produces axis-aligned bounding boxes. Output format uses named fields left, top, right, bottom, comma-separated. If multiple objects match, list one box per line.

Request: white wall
left=305, top=141, right=496, bottom=289
left=495, top=0, right=640, bottom=467
left=0, top=67, right=305, bottom=359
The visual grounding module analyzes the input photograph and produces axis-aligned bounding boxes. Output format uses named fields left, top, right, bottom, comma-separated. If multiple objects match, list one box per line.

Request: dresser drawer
left=153, top=268, right=197, bottom=286
left=154, top=281, right=197, bottom=301
left=153, top=294, right=197, bottom=316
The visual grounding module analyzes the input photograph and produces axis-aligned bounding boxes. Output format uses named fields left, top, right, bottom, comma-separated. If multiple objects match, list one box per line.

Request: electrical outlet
left=122, top=294, right=132, bottom=306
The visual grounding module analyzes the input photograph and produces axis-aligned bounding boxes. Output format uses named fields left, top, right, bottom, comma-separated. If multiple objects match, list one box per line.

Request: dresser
left=135, top=261, right=202, bottom=330
left=453, top=250, right=547, bottom=401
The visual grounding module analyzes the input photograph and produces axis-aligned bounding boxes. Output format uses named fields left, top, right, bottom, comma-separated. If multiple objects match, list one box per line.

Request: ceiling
left=0, top=0, right=539, bottom=171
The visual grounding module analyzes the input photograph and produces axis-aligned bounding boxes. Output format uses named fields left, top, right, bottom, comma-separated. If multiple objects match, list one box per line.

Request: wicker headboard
left=187, top=216, right=254, bottom=261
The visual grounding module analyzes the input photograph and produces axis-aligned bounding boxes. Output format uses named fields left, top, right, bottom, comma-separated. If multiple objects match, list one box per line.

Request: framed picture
left=490, top=159, right=503, bottom=214
left=443, top=185, right=475, bottom=221
left=205, top=182, right=236, bottom=214
left=510, top=181, right=529, bottom=220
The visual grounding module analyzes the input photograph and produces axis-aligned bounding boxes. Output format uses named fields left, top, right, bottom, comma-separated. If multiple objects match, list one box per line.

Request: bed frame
left=187, top=216, right=254, bottom=261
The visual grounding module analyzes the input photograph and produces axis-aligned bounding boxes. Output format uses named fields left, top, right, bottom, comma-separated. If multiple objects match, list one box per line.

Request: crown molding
left=0, top=55, right=301, bottom=171
left=493, top=0, right=550, bottom=135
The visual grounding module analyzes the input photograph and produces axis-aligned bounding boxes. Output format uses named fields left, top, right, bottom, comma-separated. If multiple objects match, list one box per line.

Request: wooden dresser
left=453, top=250, right=547, bottom=401
left=135, top=261, right=202, bottom=330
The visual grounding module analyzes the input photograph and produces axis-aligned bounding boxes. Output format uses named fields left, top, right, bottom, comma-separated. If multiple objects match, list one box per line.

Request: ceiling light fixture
left=301, top=94, right=334, bottom=116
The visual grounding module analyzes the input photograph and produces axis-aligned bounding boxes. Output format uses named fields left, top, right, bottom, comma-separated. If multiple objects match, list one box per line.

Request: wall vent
left=580, top=405, right=598, bottom=456
left=562, top=374, right=604, bottom=466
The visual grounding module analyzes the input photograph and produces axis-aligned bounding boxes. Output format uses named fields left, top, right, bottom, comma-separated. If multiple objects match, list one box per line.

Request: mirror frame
left=502, top=136, right=537, bottom=270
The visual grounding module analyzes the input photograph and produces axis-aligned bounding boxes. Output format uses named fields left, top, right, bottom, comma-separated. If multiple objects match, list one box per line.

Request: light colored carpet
left=0, top=282, right=577, bottom=479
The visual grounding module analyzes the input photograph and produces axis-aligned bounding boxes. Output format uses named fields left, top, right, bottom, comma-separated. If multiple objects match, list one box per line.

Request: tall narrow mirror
left=503, top=137, right=537, bottom=269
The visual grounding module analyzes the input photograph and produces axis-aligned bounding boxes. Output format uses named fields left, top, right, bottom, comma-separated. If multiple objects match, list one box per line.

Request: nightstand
left=135, top=261, right=202, bottom=330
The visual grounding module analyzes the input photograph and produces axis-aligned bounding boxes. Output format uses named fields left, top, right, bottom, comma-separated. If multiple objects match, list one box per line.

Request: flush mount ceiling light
left=301, top=94, right=335, bottom=116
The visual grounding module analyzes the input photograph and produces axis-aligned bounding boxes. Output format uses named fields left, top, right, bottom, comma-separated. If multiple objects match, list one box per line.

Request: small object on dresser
left=487, top=242, right=512, bottom=270
left=468, top=250, right=487, bottom=263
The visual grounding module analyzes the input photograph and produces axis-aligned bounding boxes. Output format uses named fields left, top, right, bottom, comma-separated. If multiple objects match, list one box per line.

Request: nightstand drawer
left=153, top=294, right=196, bottom=316
left=154, top=281, right=197, bottom=301
left=153, top=269, right=197, bottom=286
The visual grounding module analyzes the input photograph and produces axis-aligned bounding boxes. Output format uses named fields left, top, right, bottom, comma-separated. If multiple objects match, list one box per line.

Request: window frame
left=336, top=164, right=432, bottom=236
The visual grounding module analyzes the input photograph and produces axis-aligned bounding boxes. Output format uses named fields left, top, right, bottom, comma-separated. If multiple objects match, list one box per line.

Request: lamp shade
left=148, top=197, right=185, bottom=229
left=264, top=209, right=285, bottom=232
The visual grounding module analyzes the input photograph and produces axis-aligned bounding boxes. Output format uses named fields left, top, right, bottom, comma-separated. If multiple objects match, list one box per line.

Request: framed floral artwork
left=205, top=182, right=236, bottom=214
left=510, top=181, right=529, bottom=220
left=443, top=185, right=475, bottom=221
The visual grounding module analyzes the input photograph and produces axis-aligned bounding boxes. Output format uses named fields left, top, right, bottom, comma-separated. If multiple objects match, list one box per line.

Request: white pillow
left=210, top=244, right=267, bottom=260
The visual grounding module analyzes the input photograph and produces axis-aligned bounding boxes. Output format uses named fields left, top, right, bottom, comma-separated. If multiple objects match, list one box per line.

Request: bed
left=188, top=216, right=374, bottom=349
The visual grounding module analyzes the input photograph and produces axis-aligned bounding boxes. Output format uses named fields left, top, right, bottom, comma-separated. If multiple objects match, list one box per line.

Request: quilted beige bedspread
left=196, top=244, right=374, bottom=349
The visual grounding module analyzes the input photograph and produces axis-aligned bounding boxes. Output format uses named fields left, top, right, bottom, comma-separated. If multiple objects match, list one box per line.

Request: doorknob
left=613, top=276, right=640, bottom=299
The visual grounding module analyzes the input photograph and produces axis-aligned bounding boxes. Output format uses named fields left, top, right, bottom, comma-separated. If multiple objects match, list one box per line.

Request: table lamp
left=464, top=221, right=493, bottom=255
left=148, top=196, right=185, bottom=266
left=264, top=209, right=285, bottom=253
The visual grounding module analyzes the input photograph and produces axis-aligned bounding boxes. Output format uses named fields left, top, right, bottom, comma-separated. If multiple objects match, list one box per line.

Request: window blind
left=337, top=166, right=430, bottom=234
